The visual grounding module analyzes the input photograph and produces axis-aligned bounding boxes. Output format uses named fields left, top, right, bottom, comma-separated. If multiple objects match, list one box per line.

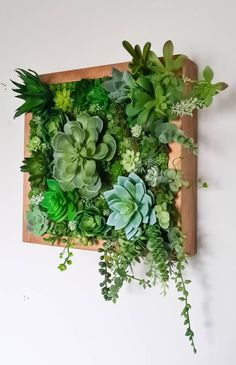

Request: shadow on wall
left=190, top=232, right=214, bottom=342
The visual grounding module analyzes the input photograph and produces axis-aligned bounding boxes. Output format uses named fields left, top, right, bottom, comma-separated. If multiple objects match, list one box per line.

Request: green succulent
left=53, top=88, right=71, bottom=112
left=104, top=172, right=156, bottom=240
left=163, top=169, right=189, bottom=193
left=153, top=123, right=198, bottom=155
left=12, top=69, right=53, bottom=118
left=122, top=40, right=152, bottom=76
left=40, top=179, right=77, bottom=222
left=109, top=161, right=124, bottom=183
left=45, top=111, right=65, bottom=137
left=155, top=203, right=170, bottom=230
left=27, top=136, right=42, bottom=152
left=52, top=112, right=117, bottom=197
left=76, top=207, right=107, bottom=237
left=26, top=206, right=49, bottom=236
left=87, top=79, right=110, bottom=109
left=21, top=151, right=50, bottom=189
left=192, top=66, right=228, bottom=107
left=102, top=68, right=136, bottom=103
left=148, top=40, right=187, bottom=74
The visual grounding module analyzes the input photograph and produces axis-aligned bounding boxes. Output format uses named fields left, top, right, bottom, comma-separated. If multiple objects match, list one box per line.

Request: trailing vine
left=13, top=40, right=228, bottom=353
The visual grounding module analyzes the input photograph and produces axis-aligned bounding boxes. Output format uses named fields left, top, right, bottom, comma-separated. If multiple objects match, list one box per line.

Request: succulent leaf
left=52, top=112, right=116, bottom=197
left=104, top=173, right=156, bottom=239
left=12, top=69, right=53, bottom=118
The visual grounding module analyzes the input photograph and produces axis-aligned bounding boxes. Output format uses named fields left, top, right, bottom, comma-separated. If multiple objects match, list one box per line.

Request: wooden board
left=23, top=59, right=197, bottom=255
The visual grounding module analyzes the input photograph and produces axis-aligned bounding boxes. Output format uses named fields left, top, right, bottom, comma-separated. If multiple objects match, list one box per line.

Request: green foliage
left=12, top=69, right=53, bottom=118
left=26, top=206, right=49, bottom=236
left=86, top=79, right=110, bottom=109
left=76, top=207, right=107, bottom=237
left=40, top=179, right=77, bottom=222
left=104, top=173, right=156, bottom=239
left=163, top=169, right=189, bottom=193
left=58, top=238, right=74, bottom=271
left=21, top=151, right=50, bottom=189
left=148, top=40, right=187, bottom=74
left=17, top=40, right=228, bottom=354
left=52, top=112, right=116, bottom=196
left=102, top=68, right=136, bottom=103
left=154, top=123, right=198, bottom=155
left=155, top=203, right=170, bottom=230
left=109, top=161, right=124, bottom=183
left=98, top=238, right=149, bottom=302
left=174, top=262, right=196, bottom=353
left=140, top=136, right=159, bottom=159
left=53, top=87, right=72, bottom=112
left=146, top=225, right=170, bottom=292
left=122, top=40, right=152, bottom=76
left=192, top=66, right=228, bottom=106
left=45, top=111, right=65, bottom=137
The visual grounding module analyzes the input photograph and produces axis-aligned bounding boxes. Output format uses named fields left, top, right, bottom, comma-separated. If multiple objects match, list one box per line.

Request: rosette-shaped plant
left=76, top=207, right=107, bottom=237
left=52, top=112, right=116, bottom=197
left=26, top=206, right=49, bottom=236
left=12, top=69, right=53, bottom=118
left=40, top=179, right=77, bottom=222
left=21, top=151, right=49, bottom=188
left=104, top=172, right=156, bottom=239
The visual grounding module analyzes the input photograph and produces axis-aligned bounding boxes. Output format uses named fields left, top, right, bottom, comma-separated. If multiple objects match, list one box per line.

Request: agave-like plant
left=21, top=151, right=50, bottom=189
left=52, top=112, right=116, bottom=197
left=12, top=69, right=53, bottom=118
left=104, top=172, right=156, bottom=239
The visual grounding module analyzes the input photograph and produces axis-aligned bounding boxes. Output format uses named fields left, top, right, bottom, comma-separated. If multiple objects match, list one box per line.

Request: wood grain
left=23, top=59, right=197, bottom=255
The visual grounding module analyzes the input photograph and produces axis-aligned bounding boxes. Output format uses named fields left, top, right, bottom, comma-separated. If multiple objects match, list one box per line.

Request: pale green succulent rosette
left=52, top=112, right=116, bottom=198
left=26, top=206, right=49, bottom=236
left=104, top=172, right=156, bottom=240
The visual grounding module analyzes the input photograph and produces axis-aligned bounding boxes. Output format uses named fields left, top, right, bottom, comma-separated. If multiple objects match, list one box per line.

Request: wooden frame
left=23, top=59, right=197, bottom=255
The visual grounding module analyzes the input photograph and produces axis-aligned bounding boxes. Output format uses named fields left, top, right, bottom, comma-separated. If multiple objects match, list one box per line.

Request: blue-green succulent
left=104, top=172, right=156, bottom=239
left=52, top=112, right=116, bottom=197
left=26, top=206, right=49, bottom=236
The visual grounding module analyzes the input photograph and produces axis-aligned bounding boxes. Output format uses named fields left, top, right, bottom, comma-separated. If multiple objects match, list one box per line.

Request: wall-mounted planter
left=22, top=59, right=197, bottom=256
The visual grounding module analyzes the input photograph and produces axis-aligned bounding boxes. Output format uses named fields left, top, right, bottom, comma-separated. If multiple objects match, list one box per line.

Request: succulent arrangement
left=13, top=40, right=228, bottom=353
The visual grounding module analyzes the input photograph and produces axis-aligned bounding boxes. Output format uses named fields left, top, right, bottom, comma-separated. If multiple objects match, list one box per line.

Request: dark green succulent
left=104, top=172, right=156, bottom=239
left=52, top=112, right=117, bottom=197
left=12, top=69, right=53, bottom=118
left=26, top=206, right=49, bottom=236
left=122, top=40, right=152, bottom=76
left=21, top=151, right=50, bottom=188
left=40, top=179, right=77, bottom=222
left=76, top=207, right=107, bottom=237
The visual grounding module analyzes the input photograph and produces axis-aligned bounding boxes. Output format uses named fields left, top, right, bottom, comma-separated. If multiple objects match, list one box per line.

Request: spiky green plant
left=21, top=151, right=50, bottom=188
left=12, top=69, right=53, bottom=118
left=52, top=112, right=116, bottom=197
left=104, top=172, right=156, bottom=239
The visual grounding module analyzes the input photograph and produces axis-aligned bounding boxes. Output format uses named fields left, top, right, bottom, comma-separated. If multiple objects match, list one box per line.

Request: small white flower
left=68, top=221, right=76, bottom=231
left=30, top=193, right=44, bottom=206
left=121, top=149, right=140, bottom=173
left=131, top=124, right=142, bottom=138
left=145, top=166, right=160, bottom=187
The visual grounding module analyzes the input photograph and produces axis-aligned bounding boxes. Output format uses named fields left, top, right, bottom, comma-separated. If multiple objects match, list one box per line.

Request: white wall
left=0, top=0, right=235, bottom=364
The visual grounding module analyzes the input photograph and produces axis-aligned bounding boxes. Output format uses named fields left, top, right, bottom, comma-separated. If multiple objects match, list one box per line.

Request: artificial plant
left=13, top=40, right=228, bottom=353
